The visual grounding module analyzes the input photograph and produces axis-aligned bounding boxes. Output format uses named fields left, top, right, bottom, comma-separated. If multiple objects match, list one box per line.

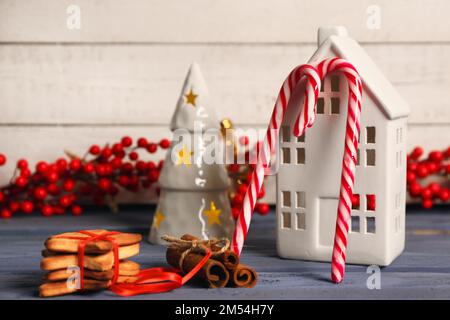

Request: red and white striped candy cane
left=232, top=64, right=321, bottom=254
left=232, top=57, right=362, bottom=284
left=316, top=58, right=362, bottom=283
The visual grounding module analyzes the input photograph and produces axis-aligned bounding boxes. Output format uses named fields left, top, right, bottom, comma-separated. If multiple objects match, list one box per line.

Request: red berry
left=136, top=160, right=147, bottom=172
left=15, top=176, right=28, bottom=188
left=232, top=194, right=244, bottom=207
left=237, top=184, right=248, bottom=195
left=9, top=201, right=20, bottom=212
left=112, top=143, right=124, bottom=155
left=98, top=178, right=111, bottom=191
left=407, top=162, right=418, bottom=172
left=158, top=160, right=164, bottom=170
left=137, top=138, right=148, bottom=148
left=429, top=150, right=444, bottom=162
left=0, top=154, right=6, bottom=166
left=231, top=207, right=240, bottom=219
left=416, top=165, right=428, bottom=178
left=148, top=170, right=159, bottom=182
left=111, top=157, right=122, bottom=169
left=256, top=203, right=270, bottom=215
left=446, top=164, right=450, bottom=175
left=129, top=151, right=139, bottom=161
left=407, top=172, right=416, bottom=183
left=101, top=147, right=112, bottom=159
left=429, top=182, right=441, bottom=196
left=1, top=209, right=11, bottom=219
left=409, top=182, right=422, bottom=197
left=63, top=179, right=75, bottom=192
left=36, top=161, right=49, bottom=173
left=411, top=147, right=423, bottom=160
left=59, top=195, right=72, bottom=207
left=17, top=159, right=28, bottom=170
left=228, top=164, right=240, bottom=173
left=69, top=158, right=82, bottom=171
left=20, top=168, right=31, bottom=178
left=34, top=187, right=47, bottom=200
left=47, top=183, right=60, bottom=196
left=0, top=191, right=5, bottom=202
left=427, top=162, right=438, bottom=174
left=118, top=175, right=130, bottom=187
left=422, top=198, right=433, bottom=209
left=421, top=188, right=433, bottom=199
left=71, top=205, right=83, bottom=216
left=41, top=205, right=53, bottom=216
left=439, top=189, right=450, bottom=202
left=46, top=171, right=59, bottom=183
left=21, top=201, right=34, bottom=214
left=89, top=145, right=101, bottom=155
left=56, top=158, right=68, bottom=171
left=83, top=163, right=95, bottom=174
left=121, top=136, right=133, bottom=147
left=121, top=162, right=133, bottom=172
left=95, top=164, right=108, bottom=176
left=239, top=135, right=249, bottom=146
left=146, top=143, right=157, bottom=153
left=159, top=139, right=170, bottom=149
left=147, top=161, right=156, bottom=170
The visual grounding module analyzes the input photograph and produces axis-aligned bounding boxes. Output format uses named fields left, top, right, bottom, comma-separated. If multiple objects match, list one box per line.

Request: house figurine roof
left=309, top=26, right=410, bottom=120
left=170, top=62, right=220, bottom=132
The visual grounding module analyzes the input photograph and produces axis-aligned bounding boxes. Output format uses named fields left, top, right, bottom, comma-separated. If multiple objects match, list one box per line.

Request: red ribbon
left=109, top=249, right=212, bottom=296
left=57, top=230, right=211, bottom=296
left=57, top=230, right=120, bottom=290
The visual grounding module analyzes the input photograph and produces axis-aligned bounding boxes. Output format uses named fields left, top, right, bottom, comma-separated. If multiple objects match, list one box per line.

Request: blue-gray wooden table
left=1, top=205, right=450, bottom=300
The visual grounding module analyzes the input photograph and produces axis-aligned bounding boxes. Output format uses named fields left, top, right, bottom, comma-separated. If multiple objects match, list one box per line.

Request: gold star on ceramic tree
left=152, top=211, right=165, bottom=229
left=184, top=89, right=198, bottom=107
left=176, top=144, right=193, bottom=166
left=203, top=201, right=222, bottom=226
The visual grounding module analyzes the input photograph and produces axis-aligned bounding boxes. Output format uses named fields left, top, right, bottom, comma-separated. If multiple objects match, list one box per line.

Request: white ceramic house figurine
left=149, top=63, right=234, bottom=244
left=276, top=26, right=410, bottom=266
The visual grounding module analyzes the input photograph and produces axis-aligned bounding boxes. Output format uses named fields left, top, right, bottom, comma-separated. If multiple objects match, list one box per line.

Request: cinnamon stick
left=229, top=264, right=258, bottom=288
left=179, top=235, right=240, bottom=270
left=166, top=245, right=229, bottom=288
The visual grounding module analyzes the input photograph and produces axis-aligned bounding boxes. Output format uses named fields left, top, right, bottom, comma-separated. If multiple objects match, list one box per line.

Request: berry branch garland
left=406, top=146, right=450, bottom=209
left=0, top=135, right=269, bottom=219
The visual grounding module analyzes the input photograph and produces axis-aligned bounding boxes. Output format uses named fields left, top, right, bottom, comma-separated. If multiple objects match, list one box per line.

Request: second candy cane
left=231, top=57, right=363, bottom=284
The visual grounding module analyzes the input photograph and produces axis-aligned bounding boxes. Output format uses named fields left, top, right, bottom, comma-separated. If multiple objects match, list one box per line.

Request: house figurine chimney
left=318, top=26, right=348, bottom=46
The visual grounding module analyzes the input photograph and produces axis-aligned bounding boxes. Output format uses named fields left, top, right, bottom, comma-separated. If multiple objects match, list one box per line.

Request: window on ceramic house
left=295, top=191, right=306, bottom=230
left=282, top=191, right=291, bottom=208
left=316, top=97, right=325, bottom=114
left=351, top=215, right=360, bottom=233
left=282, top=212, right=291, bottom=229
left=281, top=126, right=290, bottom=143
left=282, top=148, right=291, bottom=164
left=295, top=131, right=306, bottom=165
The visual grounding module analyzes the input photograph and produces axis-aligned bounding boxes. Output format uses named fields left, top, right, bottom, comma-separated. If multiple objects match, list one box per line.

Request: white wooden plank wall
left=0, top=0, right=449, bottom=204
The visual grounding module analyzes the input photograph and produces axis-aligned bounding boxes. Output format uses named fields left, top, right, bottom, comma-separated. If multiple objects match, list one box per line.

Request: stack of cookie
left=39, top=230, right=142, bottom=297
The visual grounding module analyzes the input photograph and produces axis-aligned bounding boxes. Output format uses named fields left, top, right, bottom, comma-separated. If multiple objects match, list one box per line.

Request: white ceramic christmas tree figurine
left=149, top=62, right=234, bottom=244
